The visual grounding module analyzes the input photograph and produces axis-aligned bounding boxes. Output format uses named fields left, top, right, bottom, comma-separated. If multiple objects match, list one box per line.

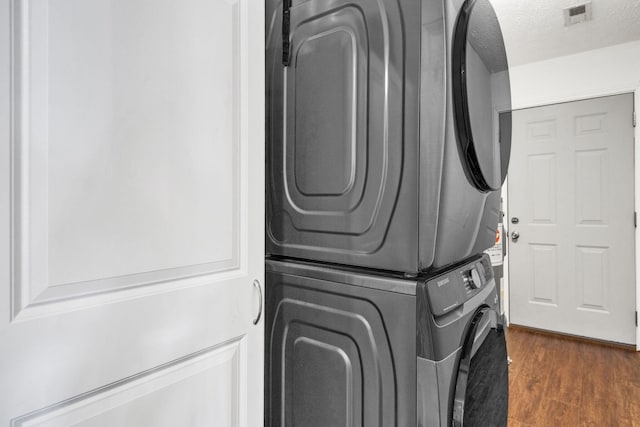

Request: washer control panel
left=426, top=255, right=493, bottom=317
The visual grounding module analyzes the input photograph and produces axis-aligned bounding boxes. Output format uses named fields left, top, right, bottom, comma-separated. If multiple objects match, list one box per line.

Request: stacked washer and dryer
left=265, top=0, right=511, bottom=425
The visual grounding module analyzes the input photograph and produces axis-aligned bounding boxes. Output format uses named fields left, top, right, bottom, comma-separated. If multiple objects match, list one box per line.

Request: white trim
left=493, top=104, right=511, bottom=326
left=634, top=85, right=640, bottom=351
left=501, top=170, right=510, bottom=327
left=504, top=85, right=640, bottom=349
left=510, top=86, right=640, bottom=112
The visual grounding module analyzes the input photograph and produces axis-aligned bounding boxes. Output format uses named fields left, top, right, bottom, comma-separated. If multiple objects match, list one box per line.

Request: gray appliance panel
left=417, top=351, right=460, bottom=427
left=266, top=0, right=421, bottom=272
left=417, top=254, right=506, bottom=427
left=418, top=0, right=447, bottom=272
left=426, top=255, right=493, bottom=317
left=431, top=0, right=501, bottom=268
left=266, top=0, right=508, bottom=272
left=418, top=253, right=499, bottom=361
left=265, top=260, right=417, bottom=427
left=265, top=258, right=418, bottom=295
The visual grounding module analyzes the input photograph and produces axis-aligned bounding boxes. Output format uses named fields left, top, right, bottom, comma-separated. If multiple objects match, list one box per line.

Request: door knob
left=511, top=231, right=520, bottom=242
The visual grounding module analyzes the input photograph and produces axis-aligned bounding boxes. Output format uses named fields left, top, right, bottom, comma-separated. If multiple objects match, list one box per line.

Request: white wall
left=507, top=39, right=640, bottom=109
left=496, top=40, right=640, bottom=348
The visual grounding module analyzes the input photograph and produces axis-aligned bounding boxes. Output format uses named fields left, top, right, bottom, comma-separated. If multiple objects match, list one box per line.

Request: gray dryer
left=265, top=0, right=511, bottom=272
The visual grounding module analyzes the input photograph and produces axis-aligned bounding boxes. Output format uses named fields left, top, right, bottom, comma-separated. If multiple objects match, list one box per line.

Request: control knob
left=469, top=268, right=482, bottom=290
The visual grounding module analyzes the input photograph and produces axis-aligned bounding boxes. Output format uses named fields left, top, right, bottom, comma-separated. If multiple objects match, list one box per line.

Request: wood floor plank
left=581, top=345, right=617, bottom=402
left=507, top=418, right=536, bottom=427
left=506, top=327, right=640, bottom=427
left=535, top=398, right=580, bottom=426
left=613, top=347, right=640, bottom=389
left=508, top=373, right=548, bottom=423
left=579, top=397, right=636, bottom=427
left=542, top=339, right=585, bottom=407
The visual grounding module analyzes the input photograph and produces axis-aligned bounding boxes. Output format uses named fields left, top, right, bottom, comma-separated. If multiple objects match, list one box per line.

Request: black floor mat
left=463, top=328, right=509, bottom=427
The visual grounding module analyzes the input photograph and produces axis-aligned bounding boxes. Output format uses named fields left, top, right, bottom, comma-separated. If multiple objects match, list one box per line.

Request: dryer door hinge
left=635, top=211, right=637, bottom=228
left=282, top=0, right=292, bottom=66
left=634, top=111, right=636, bottom=127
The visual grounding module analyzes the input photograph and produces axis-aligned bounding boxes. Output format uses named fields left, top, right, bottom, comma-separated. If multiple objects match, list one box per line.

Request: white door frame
left=498, top=82, right=640, bottom=350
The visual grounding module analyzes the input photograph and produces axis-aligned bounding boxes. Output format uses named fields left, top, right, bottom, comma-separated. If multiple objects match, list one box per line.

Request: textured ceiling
left=468, top=0, right=509, bottom=73
left=490, top=0, right=640, bottom=67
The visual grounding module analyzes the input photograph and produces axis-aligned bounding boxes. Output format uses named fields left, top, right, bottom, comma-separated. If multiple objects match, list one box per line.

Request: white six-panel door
left=508, top=94, right=636, bottom=345
left=0, top=0, right=264, bottom=424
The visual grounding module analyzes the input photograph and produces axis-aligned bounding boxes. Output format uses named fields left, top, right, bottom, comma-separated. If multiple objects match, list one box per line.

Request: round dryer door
left=452, top=307, right=509, bottom=427
left=452, top=0, right=511, bottom=192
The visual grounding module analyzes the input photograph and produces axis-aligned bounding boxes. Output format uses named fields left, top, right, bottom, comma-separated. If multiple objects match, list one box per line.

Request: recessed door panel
left=12, top=0, right=243, bottom=311
left=527, top=119, right=557, bottom=141
left=575, top=149, right=608, bottom=225
left=12, top=341, right=244, bottom=427
left=528, top=154, right=557, bottom=224
left=576, top=246, right=609, bottom=312
left=529, top=244, right=558, bottom=305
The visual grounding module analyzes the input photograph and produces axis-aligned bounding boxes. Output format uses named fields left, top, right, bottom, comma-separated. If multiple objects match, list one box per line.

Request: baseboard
left=507, top=324, right=636, bottom=352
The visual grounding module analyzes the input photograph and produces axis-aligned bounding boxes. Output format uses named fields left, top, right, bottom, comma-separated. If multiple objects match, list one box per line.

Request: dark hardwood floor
left=506, top=327, right=640, bottom=426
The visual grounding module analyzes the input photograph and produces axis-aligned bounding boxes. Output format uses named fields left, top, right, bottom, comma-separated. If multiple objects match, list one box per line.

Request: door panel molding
left=9, top=0, right=248, bottom=320
left=11, top=337, right=245, bottom=427
left=575, top=245, right=609, bottom=313
left=575, top=149, right=608, bottom=225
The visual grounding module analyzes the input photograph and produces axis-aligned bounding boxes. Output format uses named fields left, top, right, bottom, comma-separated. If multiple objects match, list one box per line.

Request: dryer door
left=452, top=0, right=511, bottom=192
left=452, top=307, right=509, bottom=427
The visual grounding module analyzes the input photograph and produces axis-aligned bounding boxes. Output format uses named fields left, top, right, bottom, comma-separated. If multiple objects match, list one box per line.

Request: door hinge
left=634, top=111, right=637, bottom=127
left=636, top=311, right=638, bottom=327
left=282, top=0, right=291, bottom=66
left=635, top=212, right=637, bottom=228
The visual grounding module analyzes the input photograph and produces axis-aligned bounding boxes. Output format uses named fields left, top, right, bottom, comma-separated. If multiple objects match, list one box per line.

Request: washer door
left=452, top=307, right=509, bottom=427
left=452, top=0, right=511, bottom=192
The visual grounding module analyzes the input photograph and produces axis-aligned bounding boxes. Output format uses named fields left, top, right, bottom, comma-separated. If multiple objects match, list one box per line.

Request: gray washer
left=265, top=254, right=508, bottom=427
left=417, top=253, right=508, bottom=426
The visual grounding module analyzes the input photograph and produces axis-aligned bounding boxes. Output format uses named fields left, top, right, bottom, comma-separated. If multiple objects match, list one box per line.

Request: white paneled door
left=508, top=94, right=636, bottom=344
left=0, top=0, right=264, bottom=425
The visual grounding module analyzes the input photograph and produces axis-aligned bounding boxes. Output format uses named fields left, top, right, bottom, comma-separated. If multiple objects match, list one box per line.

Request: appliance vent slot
left=564, top=2, right=592, bottom=26
left=569, top=5, right=586, bottom=16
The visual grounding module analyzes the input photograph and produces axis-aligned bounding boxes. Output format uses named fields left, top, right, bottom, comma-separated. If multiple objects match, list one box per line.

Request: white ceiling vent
left=564, top=2, right=593, bottom=27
